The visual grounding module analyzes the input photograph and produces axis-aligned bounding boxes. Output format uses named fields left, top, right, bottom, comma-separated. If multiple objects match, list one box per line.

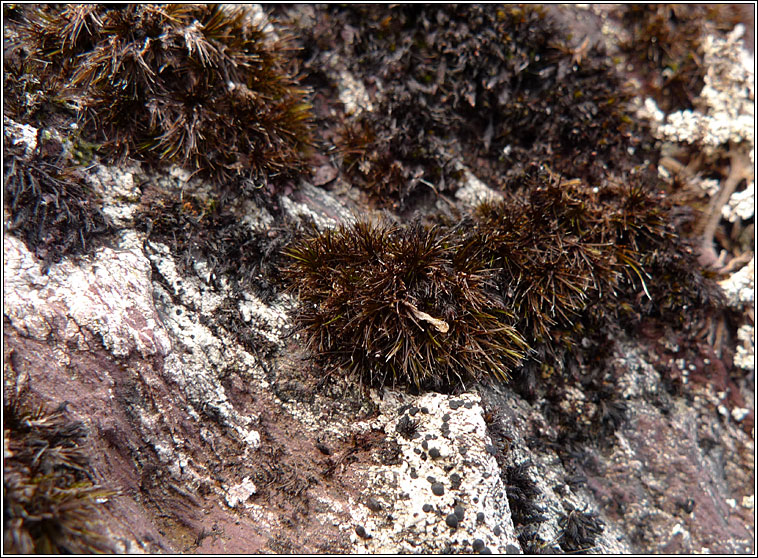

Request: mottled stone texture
left=3, top=4, right=753, bottom=555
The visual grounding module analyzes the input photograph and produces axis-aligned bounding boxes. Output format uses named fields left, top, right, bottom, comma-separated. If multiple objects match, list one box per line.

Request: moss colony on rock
left=290, top=4, right=652, bottom=208
left=283, top=221, right=528, bottom=390
left=7, top=4, right=313, bottom=184
left=3, top=129, right=113, bottom=269
left=284, top=165, right=723, bottom=393
left=3, top=378, right=117, bottom=554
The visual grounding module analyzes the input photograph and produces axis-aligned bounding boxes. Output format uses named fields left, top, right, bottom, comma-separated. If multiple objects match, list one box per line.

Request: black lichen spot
left=365, top=497, right=383, bottom=513
left=15, top=4, right=314, bottom=185
left=449, top=473, right=462, bottom=490
left=454, top=504, right=465, bottom=521
left=283, top=220, right=528, bottom=391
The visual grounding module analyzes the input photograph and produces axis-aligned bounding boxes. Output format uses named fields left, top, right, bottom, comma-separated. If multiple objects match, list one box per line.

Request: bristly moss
left=283, top=165, right=724, bottom=394
left=293, top=4, right=652, bottom=207
left=14, top=4, right=314, bottom=185
left=618, top=4, right=740, bottom=113
left=3, top=377, right=117, bottom=554
left=283, top=220, right=528, bottom=391
left=3, top=126, right=113, bottom=269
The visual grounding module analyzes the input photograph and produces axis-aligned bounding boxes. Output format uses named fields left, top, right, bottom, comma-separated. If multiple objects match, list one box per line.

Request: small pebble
left=410, top=469, right=419, bottom=479
left=445, top=513, right=459, bottom=529
left=476, top=512, right=485, bottom=523
left=422, top=503, right=433, bottom=513
left=442, top=413, right=451, bottom=422
left=409, top=406, right=419, bottom=416
left=355, top=525, right=370, bottom=539
left=421, top=407, right=430, bottom=414
left=450, top=473, right=462, bottom=489
left=505, top=543, right=520, bottom=554
left=493, top=525, right=501, bottom=536
left=429, top=447, right=441, bottom=459
left=472, top=539, right=485, bottom=552
left=449, top=400, right=463, bottom=409
left=431, top=482, right=445, bottom=496
left=480, top=546, right=492, bottom=554
left=464, top=401, right=473, bottom=409
left=427, top=476, right=436, bottom=484
left=421, top=440, right=428, bottom=450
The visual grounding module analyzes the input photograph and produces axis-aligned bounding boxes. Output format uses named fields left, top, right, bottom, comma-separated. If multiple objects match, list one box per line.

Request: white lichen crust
left=349, top=392, right=521, bottom=554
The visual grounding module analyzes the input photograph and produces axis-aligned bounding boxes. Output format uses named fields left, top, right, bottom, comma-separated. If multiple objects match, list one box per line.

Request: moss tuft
left=12, top=4, right=314, bottom=185
left=3, top=376, right=117, bottom=554
left=283, top=220, right=528, bottom=390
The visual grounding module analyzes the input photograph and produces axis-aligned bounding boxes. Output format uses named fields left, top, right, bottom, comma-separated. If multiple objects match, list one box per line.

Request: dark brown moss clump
left=283, top=220, right=528, bottom=390
left=618, top=4, right=742, bottom=113
left=3, top=378, right=117, bottom=554
left=3, top=128, right=113, bottom=268
left=13, top=4, right=314, bottom=184
left=289, top=4, right=650, bottom=207
left=284, top=165, right=724, bottom=396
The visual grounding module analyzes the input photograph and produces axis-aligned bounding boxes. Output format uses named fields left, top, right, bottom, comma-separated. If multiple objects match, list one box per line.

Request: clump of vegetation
left=3, top=376, right=117, bottom=554
left=618, top=4, right=742, bottom=113
left=3, top=128, right=113, bottom=269
left=557, top=505, right=605, bottom=553
left=284, top=164, right=724, bottom=396
left=289, top=4, right=650, bottom=207
left=11, top=4, right=314, bottom=184
left=283, top=220, right=528, bottom=390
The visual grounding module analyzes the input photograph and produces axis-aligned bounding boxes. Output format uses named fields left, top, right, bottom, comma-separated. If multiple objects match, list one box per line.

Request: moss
left=290, top=4, right=653, bottom=207
left=3, top=375, right=117, bottom=554
left=283, top=162, right=724, bottom=395
left=3, top=127, right=113, bottom=269
left=11, top=4, right=314, bottom=186
left=283, top=220, right=528, bottom=391
left=618, top=4, right=739, bottom=113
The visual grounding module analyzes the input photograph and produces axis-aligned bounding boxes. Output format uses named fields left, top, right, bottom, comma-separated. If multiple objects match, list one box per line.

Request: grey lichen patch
left=145, top=240, right=269, bottom=450
left=349, top=392, right=520, bottom=553
left=337, top=69, right=375, bottom=116
left=87, top=162, right=143, bottom=226
left=3, top=231, right=172, bottom=358
left=281, top=181, right=358, bottom=231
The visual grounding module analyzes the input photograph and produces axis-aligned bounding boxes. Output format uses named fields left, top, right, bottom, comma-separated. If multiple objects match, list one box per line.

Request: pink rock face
left=4, top=234, right=172, bottom=359
left=3, top=4, right=753, bottom=555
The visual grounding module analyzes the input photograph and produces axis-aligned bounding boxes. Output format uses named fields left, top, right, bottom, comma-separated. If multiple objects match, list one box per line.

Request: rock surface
left=3, top=4, right=754, bottom=554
